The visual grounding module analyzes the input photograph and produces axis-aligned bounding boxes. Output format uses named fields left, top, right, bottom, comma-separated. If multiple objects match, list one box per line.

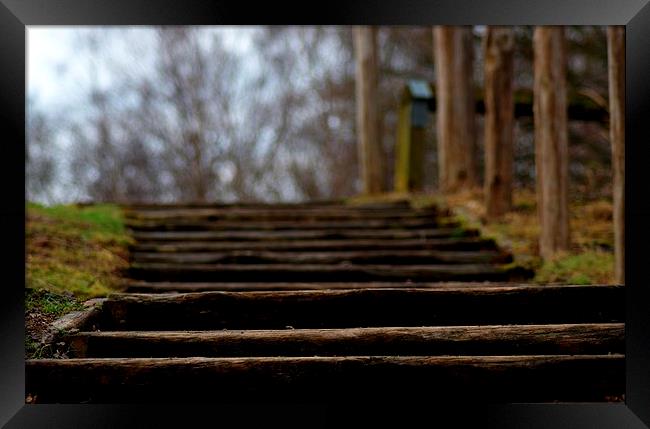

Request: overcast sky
left=27, top=26, right=258, bottom=111
left=28, top=27, right=81, bottom=107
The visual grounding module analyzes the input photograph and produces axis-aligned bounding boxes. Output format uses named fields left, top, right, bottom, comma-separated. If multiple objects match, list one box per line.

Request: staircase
left=25, top=200, right=624, bottom=403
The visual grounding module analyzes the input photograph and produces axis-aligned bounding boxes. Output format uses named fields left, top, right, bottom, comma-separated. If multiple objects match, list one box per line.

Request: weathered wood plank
left=124, top=207, right=437, bottom=221
left=120, top=200, right=410, bottom=211
left=67, top=323, right=624, bottom=358
left=124, top=281, right=524, bottom=293
left=130, top=227, right=474, bottom=242
left=129, top=249, right=510, bottom=265
left=125, top=217, right=450, bottom=232
left=25, top=355, right=624, bottom=403
left=127, top=262, right=517, bottom=282
left=130, top=237, right=498, bottom=253
left=38, top=299, right=106, bottom=346
left=100, top=285, right=624, bottom=330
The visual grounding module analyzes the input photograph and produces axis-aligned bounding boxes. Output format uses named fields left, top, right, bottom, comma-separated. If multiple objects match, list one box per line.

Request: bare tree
left=70, top=89, right=162, bottom=203
left=26, top=101, right=56, bottom=203
left=254, top=26, right=359, bottom=200
left=144, top=28, right=228, bottom=202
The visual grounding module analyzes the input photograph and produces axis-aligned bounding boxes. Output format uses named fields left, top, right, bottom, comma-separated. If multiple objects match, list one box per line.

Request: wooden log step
left=130, top=237, right=499, bottom=253
left=130, top=227, right=475, bottom=242
left=99, top=285, right=623, bottom=330
left=66, top=323, right=624, bottom=358
left=129, top=249, right=511, bottom=265
left=124, top=281, right=520, bottom=293
left=25, top=355, right=624, bottom=403
left=123, top=207, right=438, bottom=222
left=125, top=218, right=453, bottom=232
left=120, top=200, right=409, bottom=211
left=127, top=262, right=517, bottom=282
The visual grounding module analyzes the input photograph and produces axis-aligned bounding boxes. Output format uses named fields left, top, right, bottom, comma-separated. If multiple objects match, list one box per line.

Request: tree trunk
left=607, top=26, right=625, bottom=285
left=353, top=26, right=384, bottom=195
left=533, top=27, right=570, bottom=259
left=189, top=132, right=207, bottom=203
left=433, top=26, right=478, bottom=193
left=484, top=27, right=515, bottom=220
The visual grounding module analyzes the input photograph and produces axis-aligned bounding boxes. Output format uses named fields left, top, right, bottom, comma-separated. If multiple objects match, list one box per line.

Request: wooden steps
left=124, top=201, right=521, bottom=283
left=25, top=201, right=624, bottom=403
left=119, top=200, right=401, bottom=210
left=126, top=218, right=454, bottom=232
left=127, top=262, right=520, bottom=282
left=123, top=281, right=517, bottom=292
left=131, top=237, right=499, bottom=253
left=130, top=227, right=476, bottom=241
left=130, top=249, right=510, bottom=265
left=124, top=207, right=439, bottom=221
left=66, top=324, right=624, bottom=358
left=26, top=355, right=624, bottom=403
left=98, top=285, right=623, bottom=331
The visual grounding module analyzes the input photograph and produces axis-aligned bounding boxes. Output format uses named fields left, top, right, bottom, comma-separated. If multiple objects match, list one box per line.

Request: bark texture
left=533, top=26, right=570, bottom=259
left=484, top=26, right=515, bottom=220
left=607, top=26, right=625, bottom=284
left=433, top=26, right=478, bottom=193
left=353, top=26, right=384, bottom=195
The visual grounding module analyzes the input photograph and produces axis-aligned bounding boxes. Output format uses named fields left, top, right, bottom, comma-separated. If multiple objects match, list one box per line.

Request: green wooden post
left=394, top=80, right=433, bottom=193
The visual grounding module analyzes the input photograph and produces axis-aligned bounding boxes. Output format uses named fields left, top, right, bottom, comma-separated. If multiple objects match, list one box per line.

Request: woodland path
left=26, top=200, right=624, bottom=403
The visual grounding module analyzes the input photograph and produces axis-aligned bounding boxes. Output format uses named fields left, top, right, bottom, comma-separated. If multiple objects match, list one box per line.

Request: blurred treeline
left=26, top=26, right=611, bottom=204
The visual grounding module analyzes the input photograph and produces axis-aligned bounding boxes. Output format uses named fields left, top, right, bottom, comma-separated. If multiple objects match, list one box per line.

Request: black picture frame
left=2, top=1, right=649, bottom=427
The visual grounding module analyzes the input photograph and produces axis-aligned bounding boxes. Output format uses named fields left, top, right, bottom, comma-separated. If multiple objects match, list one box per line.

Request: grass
left=440, top=188, right=616, bottom=284
left=26, top=203, right=133, bottom=298
left=25, top=288, right=84, bottom=317
left=534, top=251, right=614, bottom=285
left=347, top=188, right=616, bottom=285
left=26, top=203, right=132, bottom=359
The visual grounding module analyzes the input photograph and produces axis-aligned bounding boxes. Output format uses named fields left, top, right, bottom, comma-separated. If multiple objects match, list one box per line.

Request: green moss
left=25, top=288, right=83, bottom=317
left=534, top=251, right=614, bottom=285
left=450, top=227, right=468, bottom=238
